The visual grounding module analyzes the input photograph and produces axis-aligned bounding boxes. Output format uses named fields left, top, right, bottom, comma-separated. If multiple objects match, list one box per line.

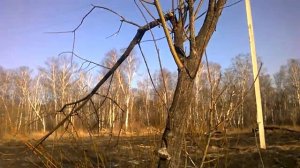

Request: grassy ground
left=0, top=127, right=300, bottom=167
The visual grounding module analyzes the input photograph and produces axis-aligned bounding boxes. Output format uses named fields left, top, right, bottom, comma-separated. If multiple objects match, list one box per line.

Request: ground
left=0, top=129, right=299, bottom=167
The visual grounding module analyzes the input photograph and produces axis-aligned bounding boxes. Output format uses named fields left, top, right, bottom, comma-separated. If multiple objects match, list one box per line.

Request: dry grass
left=1, top=126, right=300, bottom=167
left=226, top=128, right=253, bottom=135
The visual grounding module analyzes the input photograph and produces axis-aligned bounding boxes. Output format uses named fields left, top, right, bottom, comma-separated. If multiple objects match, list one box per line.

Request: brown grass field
left=0, top=127, right=300, bottom=167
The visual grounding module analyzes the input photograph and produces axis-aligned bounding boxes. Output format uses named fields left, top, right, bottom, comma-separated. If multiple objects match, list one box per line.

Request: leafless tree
left=34, top=0, right=230, bottom=166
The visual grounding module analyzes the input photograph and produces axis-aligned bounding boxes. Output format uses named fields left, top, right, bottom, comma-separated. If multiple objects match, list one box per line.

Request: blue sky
left=0, top=0, right=299, bottom=75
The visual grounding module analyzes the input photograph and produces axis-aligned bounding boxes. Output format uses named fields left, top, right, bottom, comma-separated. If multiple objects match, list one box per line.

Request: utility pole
left=245, top=0, right=266, bottom=149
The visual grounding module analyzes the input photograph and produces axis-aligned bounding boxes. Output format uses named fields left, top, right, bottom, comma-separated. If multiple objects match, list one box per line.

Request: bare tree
left=287, top=59, right=300, bottom=125
left=259, top=73, right=275, bottom=124
left=152, top=1, right=226, bottom=166
left=101, top=49, right=124, bottom=131
left=274, top=66, right=288, bottom=124
left=227, top=55, right=253, bottom=127
left=39, top=57, right=60, bottom=127
left=14, top=67, right=32, bottom=133
left=28, top=73, right=47, bottom=132
left=288, top=59, right=300, bottom=109
left=34, top=1, right=227, bottom=167
left=0, top=67, right=13, bottom=134
left=39, top=56, right=75, bottom=130
left=120, top=49, right=138, bottom=131
left=137, top=75, right=152, bottom=127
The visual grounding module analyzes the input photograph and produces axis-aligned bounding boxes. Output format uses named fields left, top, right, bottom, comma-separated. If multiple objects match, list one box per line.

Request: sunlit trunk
left=297, top=89, right=300, bottom=109
left=159, top=70, right=194, bottom=167
left=125, top=97, right=130, bottom=131
left=109, top=100, right=112, bottom=128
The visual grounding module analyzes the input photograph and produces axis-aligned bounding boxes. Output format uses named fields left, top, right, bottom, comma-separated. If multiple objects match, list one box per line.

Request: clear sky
left=0, top=0, right=299, bottom=75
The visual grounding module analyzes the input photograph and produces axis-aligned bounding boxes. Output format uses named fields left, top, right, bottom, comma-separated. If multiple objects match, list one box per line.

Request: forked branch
left=154, top=0, right=184, bottom=70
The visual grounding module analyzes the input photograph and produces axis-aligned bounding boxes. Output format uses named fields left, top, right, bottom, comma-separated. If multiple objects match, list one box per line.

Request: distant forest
left=0, top=50, right=299, bottom=137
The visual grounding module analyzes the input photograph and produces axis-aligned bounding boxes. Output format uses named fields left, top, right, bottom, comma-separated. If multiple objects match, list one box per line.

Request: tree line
left=0, top=50, right=299, bottom=137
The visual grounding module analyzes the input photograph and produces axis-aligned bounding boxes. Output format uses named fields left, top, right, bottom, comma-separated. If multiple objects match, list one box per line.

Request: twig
left=140, top=0, right=154, bottom=5
left=59, top=51, right=110, bottom=69
left=200, top=132, right=212, bottom=168
left=135, top=0, right=170, bottom=107
left=185, top=150, right=197, bottom=167
left=25, top=142, right=58, bottom=168
left=254, top=129, right=265, bottom=168
left=195, top=0, right=243, bottom=21
left=138, top=0, right=156, bottom=20
left=46, top=5, right=140, bottom=67
left=138, top=43, right=168, bottom=109
left=140, top=36, right=166, bottom=43
left=194, top=0, right=204, bottom=18
left=106, top=21, right=123, bottom=38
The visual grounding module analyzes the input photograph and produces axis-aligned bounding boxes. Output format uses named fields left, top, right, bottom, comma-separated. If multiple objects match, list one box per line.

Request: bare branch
left=91, top=5, right=141, bottom=28
left=140, top=0, right=154, bottom=5
left=138, top=0, right=156, bottom=21
left=90, top=73, right=114, bottom=129
left=35, top=11, right=174, bottom=147
left=138, top=43, right=168, bottom=109
left=135, top=0, right=170, bottom=106
left=154, top=0, right=184, bottom=69
left=188, top=0, right=196, bottom=56
left=59, top=51, right=110, bottom=69
left=95, top=94, right=126, bottom=146
left=45, top=5, right=141, bottom=67
left=195, top=0, right=217, bottom=49
left=195, top=0, right=243, bottom=22
left=106, top=21, right=123, bottom=38
left=194, top=0, right=204, bottom=17
left=140, top=36, right=166, bottom=43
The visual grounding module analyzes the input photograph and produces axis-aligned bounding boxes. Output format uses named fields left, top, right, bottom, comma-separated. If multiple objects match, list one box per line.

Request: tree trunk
left=158, top=70, right=194, bottom=167
left=157, top=1, right=226, bottom=166
left=125, top=97, right=130, bottom=131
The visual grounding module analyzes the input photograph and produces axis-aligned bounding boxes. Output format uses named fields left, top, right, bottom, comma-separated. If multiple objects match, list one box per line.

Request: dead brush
left=25, top=128, right=107, bottom=168
left=25, top=141, right=59, bottom=168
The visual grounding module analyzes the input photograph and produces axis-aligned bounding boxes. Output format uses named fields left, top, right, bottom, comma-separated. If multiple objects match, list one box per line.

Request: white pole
left=245, top=0, right=266, bottom=149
